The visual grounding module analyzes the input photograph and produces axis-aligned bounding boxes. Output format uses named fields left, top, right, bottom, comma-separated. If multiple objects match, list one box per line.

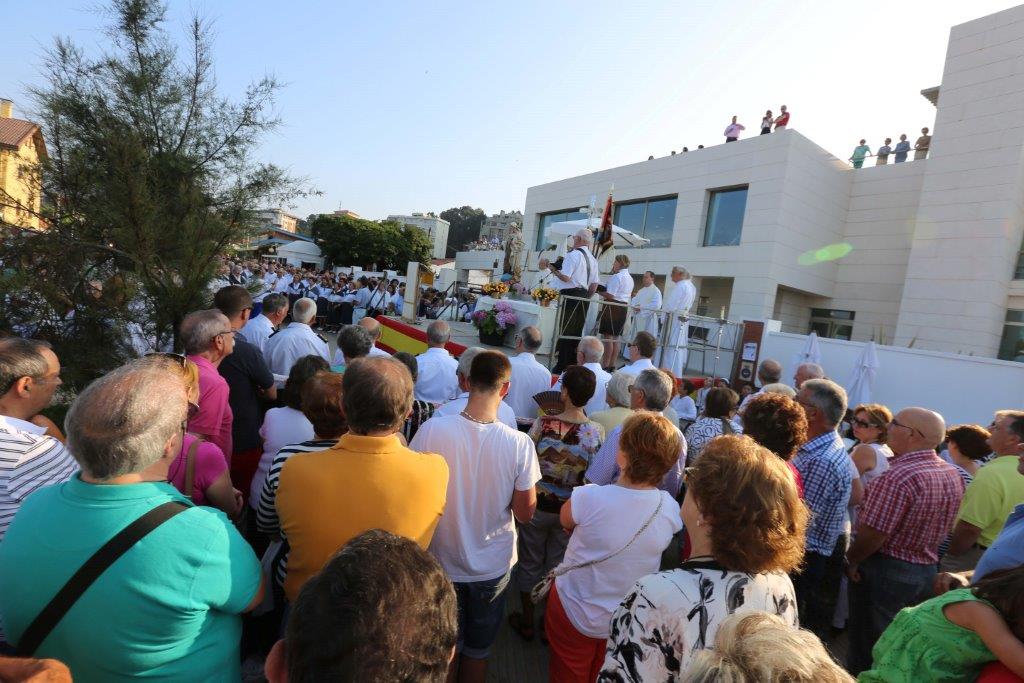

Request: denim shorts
left=454, top=571, right=511, bottom=659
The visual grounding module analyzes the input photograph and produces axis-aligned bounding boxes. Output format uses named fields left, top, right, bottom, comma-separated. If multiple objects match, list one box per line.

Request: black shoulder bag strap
left=15, top=501, right=188, bottom=657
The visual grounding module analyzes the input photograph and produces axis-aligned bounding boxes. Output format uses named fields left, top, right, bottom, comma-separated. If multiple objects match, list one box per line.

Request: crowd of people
left=849, top=128, right=932, bottom=168
left=0, top=277, right=1024, bottom=682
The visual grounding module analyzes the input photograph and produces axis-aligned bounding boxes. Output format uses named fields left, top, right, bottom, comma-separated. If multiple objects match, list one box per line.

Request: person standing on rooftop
left=724, top=115, right=745, bottom=142
left=850, top=139, right=872, bottom=169
left=876, top=138, right=893, bottom=165
left=760, top=110, right=774, bottom=135
left=893, top=134, right=911, bottom=163
left=774, top=105, right=790, bottom=130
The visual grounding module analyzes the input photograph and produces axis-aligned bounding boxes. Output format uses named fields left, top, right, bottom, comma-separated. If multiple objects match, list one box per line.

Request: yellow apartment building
left=0, top=99, right=46, bottom=230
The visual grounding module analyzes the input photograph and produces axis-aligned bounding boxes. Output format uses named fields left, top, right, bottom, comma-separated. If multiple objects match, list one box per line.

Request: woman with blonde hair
left=850, top=403, right=893, bottom=488
left=142, top=353, right=241, bottom=517
left=681, top=612, right=854, bottom=682
left=600, top=435, right=808, bottom=680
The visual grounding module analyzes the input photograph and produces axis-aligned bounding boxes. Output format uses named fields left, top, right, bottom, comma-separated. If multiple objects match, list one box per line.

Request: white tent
left=846, top=341, right=880, bottom=407
left=544, top=218, right=650, bottom=254
left=275, top=240, right=323, bottom=268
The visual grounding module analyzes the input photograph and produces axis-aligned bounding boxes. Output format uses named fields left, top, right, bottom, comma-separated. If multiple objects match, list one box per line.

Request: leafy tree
left=0, top=0, right=309, bottom=388
left=440, top=206, right=487, bottom=254
left=312, top=214, right=431, bottom=270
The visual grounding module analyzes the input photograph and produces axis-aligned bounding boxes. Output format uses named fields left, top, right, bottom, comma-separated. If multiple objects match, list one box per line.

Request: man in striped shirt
left=0, top=338, right=78, bottom=540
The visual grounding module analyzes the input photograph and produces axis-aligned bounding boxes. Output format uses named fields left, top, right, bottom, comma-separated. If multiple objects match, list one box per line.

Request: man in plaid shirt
left=844, top=407, right=964, bottom=675
left=792, top=378, right=853, bottom=640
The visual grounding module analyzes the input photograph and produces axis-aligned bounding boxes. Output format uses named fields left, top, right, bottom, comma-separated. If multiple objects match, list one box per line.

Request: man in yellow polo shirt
left=277, top=356, right=449, bottom=601
left=943, top=410, right=1024, bottom=572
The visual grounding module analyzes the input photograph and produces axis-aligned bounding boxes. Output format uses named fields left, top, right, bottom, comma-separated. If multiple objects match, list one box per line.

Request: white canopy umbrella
left=544, top=218, right=650, bottom=255
left=846, top=341, right=880, bottom=408
left=793, top=331, right=822, bottom=370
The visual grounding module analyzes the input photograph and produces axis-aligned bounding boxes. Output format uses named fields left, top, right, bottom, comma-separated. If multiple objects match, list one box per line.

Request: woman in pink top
left=142, top=354, right=241, bottom=517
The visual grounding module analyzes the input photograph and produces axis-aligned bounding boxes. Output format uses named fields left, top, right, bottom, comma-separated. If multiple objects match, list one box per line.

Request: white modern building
left=255, top=208, right=300, bottom=233
left=509, top=5, right=1024, bottom=363
left=387, top=212, right=451, bottom=260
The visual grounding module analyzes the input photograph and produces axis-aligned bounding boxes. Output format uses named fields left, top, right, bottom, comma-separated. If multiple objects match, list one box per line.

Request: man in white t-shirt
left=414, top=321, right=460, bottom=404
left=503, top=327, right=554, bottom=420
left=432, top=347, right=518, bottom=429
left=621, top=331, right=657, bottom=376
left=553, top=336, right=611, bottom=417
left=548, top=228, right=600, bottom=373
left=410, top=350, right=540, bottom=682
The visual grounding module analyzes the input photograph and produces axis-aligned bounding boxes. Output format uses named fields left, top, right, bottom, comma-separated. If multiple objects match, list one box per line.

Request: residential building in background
left=387, top=212, right=450, bottom=260
left=332, top=209, right=361, bottom=219
left=480, top=210, right=523, bottom=241
left=0, top=99, right=46, bottom=230
left=502, top=5, right=1024, bottom=364
left=256, top=208, right=300, bottom=234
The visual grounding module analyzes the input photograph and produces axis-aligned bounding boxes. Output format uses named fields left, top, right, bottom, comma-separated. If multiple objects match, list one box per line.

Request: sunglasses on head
left=145, top=352, right=187, bottom=368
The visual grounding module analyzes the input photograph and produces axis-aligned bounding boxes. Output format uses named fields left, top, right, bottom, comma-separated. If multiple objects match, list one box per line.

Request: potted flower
left=531, top=286, right=558, bottom=308
left=481, top=281, right=509, bottom=299
left=471, top=301, right=518, bottom=346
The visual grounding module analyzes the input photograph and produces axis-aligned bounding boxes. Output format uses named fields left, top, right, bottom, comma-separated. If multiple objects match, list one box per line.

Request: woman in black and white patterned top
left=684, top=386, right=742, bottom=464
left=599, top=435, right=808, bottom=682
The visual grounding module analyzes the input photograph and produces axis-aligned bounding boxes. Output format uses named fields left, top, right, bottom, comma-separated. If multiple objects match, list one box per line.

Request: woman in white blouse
left=597, top=254, right=633, bottom=370
left=600, top=435, right=808, bottom=681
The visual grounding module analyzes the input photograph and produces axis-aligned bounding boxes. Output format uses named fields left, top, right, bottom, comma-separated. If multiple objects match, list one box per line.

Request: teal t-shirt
left=0, top=475, right=261, bottom=682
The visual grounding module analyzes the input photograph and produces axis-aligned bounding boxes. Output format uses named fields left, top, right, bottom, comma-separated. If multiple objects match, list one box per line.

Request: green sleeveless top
left=859, top=588, right=997, bottom=682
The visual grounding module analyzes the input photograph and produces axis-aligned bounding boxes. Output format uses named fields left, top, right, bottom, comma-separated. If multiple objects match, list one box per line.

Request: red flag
left=593, top=192, right=614, bottom=256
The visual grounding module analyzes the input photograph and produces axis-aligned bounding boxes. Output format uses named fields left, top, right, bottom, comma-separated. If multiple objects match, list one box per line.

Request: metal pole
left=549, top=295, right=566, bottom=372
left=710, top=316, right=726, bottom=379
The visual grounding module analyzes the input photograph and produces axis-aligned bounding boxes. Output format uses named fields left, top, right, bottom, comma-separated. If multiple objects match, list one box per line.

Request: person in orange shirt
left=276, top=356, right=449, bottom=601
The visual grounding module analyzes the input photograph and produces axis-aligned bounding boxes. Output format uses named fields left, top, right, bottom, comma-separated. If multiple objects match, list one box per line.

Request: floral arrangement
left=471, top=301, right=518, bottom=336
left=511, top=281, right=527, bottom=295
left=531, top=286, right=559, bottom=304
left=481, top=281, right=509, bottom=298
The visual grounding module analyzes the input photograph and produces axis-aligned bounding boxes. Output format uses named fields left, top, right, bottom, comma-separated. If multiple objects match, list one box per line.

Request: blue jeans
left=454, top=572, right=510, bottom=659
left=847, top=553, right=936, bottom=675
left=791, top=533, right=847, bottom=641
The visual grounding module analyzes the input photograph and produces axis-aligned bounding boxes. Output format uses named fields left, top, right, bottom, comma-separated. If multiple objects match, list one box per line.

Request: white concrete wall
left=894, top=4, right=1024, bottom=356
left=761, top=330, right=1024, bottom=426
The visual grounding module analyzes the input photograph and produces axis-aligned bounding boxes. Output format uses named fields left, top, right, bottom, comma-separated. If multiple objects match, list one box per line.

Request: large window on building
left=809, top=308, right=855, bottom=340
left=998, top=310, right=1024, bottom=362
left=534, top=208, right=588, bottom=250
left=703, top=186, right=749, bottom=246
left=1016, top=242, right=1024, bottom=280
left=612, top=196, right=677, bottom=248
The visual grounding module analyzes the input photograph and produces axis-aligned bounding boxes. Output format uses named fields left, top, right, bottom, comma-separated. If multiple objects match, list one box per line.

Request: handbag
left=530, top=495, right=664, bottom=603
left=15, top=501, right=189, bottom=656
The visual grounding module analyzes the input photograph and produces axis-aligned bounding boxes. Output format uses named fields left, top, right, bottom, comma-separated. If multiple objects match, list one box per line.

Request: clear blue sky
left=1, top=0, right=1018, bottom=220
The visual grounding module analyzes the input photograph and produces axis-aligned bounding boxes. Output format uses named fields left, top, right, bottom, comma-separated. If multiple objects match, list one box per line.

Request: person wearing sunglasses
left=845, top=407, right=964, bottom=676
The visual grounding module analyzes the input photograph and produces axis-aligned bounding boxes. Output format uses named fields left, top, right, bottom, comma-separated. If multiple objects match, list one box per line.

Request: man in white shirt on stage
left=503, top=327, right=553, bottom=420
left=265, top=297, right=330, bottom=375
left=553, top=336, right=611, bottom=417
left=630, top=270, right=662, bottom=342
left=238, top=293, right=289, bottom=356
left=414, top=320, right=460, bottom=404
left=547, top=228, right=600, bottom=373
left=660, top=266, right=697, bottom=378
left=596, top=254, right=632, bottom=370
left=621, top=331, right=657, bottom=376
left=432, top=347, right=518, bottom=429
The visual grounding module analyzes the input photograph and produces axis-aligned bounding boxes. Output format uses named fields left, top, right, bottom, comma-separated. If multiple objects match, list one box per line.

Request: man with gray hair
left=585, top=368, right=687, bottom=498
left=432, top=347, right=517, bottom=428
left=660, top=266, right=697, bottom=376
left=553, top=336, right=610, bottom=416
left=738, top=358, right=783, bottom=414
left=181, top=309, right=235, bottom=458
left=792, top=378, right=853, bottom=641
left=264, top=297, right=330, bottom=376
left=547, top=228, right=600, bottom=372
left=0, top=360, right=263, bottom=680
left=0, top=338, right=77, bottom=540
left=239, top=292, right=289, bottom=356
left=794, top=362, right=825, bottom=389
left=503, top=327, right=553, bottom=419
left=415, top=320, right=459, bottom=404
left=358, top=317, right=391, bottom=358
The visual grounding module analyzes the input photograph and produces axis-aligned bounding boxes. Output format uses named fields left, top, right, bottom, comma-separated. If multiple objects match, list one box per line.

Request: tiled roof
left=0, top=118, right=38, bottom=150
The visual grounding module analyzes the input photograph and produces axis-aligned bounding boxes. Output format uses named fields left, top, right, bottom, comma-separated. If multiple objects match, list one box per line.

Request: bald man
left=845, top=407, right=965, bottom=676
left=358, top=317, right=391, bottom=358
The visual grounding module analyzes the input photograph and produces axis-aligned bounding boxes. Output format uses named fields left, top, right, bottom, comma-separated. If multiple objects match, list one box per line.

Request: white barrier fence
left=760, top=330, right=1024, bottom=427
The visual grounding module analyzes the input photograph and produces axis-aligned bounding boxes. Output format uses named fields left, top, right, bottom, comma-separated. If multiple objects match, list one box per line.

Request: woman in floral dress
left=508, top=365, right=604, bottom=642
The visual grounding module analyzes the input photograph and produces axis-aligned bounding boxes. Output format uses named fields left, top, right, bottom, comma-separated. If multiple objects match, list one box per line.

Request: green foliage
left=312, top=214, right=432, bottom=270
left=440, top=206, right=487, bottom=254
left=0, top=0, right=310, bottom=388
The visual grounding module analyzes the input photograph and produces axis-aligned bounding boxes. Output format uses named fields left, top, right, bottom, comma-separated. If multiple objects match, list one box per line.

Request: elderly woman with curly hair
left=599, top=435, right=808, bottom=681
left=740, top=392, right=808, bottom=496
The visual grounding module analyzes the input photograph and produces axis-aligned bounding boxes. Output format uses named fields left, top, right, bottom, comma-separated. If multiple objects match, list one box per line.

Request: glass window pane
left=833, top=324, right=853, bottom=341
left=809, top=321, right=830, bottom=337
left=1006, top=310, right=1024, bottom=324
left=998, top=322, right=1024, bottom=362
left=614, top=203, right=646, bottom=236
left=643, top=198, right=677, bottom=248
left=535, top=212, right=563, bottom=250
left=1016, top=247, right=1024, bottom=280
left=704, top=188, right=748, bottom=246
